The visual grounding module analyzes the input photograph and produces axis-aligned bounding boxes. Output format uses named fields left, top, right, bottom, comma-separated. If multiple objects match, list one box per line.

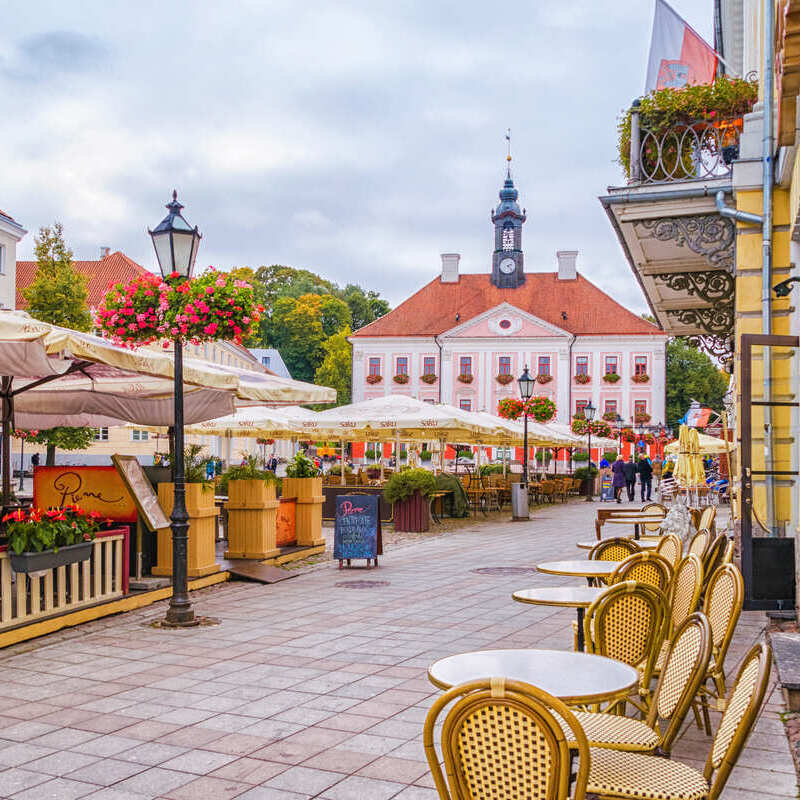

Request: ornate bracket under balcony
left=665, top=305, right=734, bottom=336
left=636, top=215, right=735, bottom=270
left=652, top=270, right=734, bottom=305
left=681, top=333, right=735, bottom=363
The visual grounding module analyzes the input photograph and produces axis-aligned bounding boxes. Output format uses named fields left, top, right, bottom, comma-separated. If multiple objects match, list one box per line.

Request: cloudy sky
left=1, top=0, right=712, bottom=312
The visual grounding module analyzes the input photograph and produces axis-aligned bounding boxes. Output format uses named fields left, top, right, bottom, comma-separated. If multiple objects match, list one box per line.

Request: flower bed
left=420, top=373, right=438, bottom=384
left=393, top=374, right=410, bottom=384
left=496, top=374, right=514, bottom=385
left=457, top=373, right=474, bottom=384
left=574, top=374, right=591, bottom=384
left=366, top=374, right=383, bottom=384
left=632, top=373, right=650, bottom=384
left=603, top=373, right=621, bottom=384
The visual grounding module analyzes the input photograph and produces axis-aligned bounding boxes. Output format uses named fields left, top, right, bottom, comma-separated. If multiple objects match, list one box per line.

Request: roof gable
left=441, top=302, right=570, bottom=339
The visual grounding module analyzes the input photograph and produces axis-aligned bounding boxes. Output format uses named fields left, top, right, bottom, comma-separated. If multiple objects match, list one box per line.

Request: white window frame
left=94, top=427, right=109, bottom=441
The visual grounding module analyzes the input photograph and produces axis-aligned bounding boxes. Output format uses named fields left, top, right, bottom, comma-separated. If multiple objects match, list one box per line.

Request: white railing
left=0, top=532, right=125, bottom=630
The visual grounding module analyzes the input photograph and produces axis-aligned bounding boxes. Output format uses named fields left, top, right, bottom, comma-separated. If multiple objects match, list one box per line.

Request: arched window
left=502, top=225, right=514, bottom=251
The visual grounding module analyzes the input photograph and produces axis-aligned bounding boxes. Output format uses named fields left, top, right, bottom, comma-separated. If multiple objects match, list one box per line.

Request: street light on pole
left=149, top=191, right=202, bottom=628
left=584, top=400, right=596, bottom=502
left=517, top=364, right=535, bottom=487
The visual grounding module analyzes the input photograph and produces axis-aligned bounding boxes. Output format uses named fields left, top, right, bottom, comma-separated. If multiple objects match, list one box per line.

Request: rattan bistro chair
left=656, top=533, right=683, bottom=571
left=560, top=613, right=712, bottom=757
left=583, top=642, right=772, bottom=800
left=688, top=528, right=713, bottom=561
left=583, top=581, right=668, bottom=711
left=609, top=552, right=673, bottom=592
left=697, top=505, right=717, bottom=534
left=702, top=535, right=729, bottom=583
left=423, top=677, right=590, bottom=800
left=588, top=538, right=642, bottom=588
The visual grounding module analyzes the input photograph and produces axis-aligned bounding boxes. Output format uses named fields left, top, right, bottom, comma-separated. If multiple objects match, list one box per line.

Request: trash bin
left=511, top=483, right=529, bottom=520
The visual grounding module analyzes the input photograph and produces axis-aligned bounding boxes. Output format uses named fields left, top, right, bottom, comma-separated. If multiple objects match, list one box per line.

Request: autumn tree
left=315, top=326, right=352, bottom=407
left=23, top=223, right=91, bottom=331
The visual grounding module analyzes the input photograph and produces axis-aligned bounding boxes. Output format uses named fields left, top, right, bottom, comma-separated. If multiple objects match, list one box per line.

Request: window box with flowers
left=536, top=374, right=553, bottom=385
left=602, top=411, right=618, bottom=422
left=634, top=412, right=651, bottom=424
left=574, top=374, right=591, bottom=384
left=420, top=373, right=438, bottom=384
left=496, top=374, right=514, bottom=385
left=366, top=374, right=383, bottom=385
left=393, top=374, right=410, bottom=384
left=457, top=373, right=474, bottom=384
left=603, top=372, right=621, bottom=384
left=631, top=373, right=650, bottom=383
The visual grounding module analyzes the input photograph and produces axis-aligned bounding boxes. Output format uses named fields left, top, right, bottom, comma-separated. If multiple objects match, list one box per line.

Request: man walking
left=637, top=455, right=653, bottom=502
left=623, top=455, right=637, bottom=502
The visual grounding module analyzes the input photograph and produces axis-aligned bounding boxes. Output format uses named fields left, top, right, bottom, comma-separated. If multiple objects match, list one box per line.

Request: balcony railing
left=629, top=109, right=742, bottom=184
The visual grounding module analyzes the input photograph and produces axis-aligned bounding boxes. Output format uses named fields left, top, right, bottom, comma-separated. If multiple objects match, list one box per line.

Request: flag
left=645, top=0, right=718, bottom=92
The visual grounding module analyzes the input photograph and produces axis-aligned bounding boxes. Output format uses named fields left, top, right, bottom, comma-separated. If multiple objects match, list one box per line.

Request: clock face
left=499, top=258, right=516, bottom=275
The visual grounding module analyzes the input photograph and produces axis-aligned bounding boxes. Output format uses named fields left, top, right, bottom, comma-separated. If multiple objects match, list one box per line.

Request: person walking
left=637, top=455, right=653, bottom=502
left=623, top=455, right=637, bottom=502
left=611, top=456, right=626, bottom=503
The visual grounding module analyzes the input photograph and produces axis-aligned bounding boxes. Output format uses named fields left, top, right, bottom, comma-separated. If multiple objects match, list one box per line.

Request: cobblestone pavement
left=0, top=500, right=793, bottom=799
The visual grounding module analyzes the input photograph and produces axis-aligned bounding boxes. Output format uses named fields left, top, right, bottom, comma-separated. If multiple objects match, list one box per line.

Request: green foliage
left=573, top=452, right=589, bottom=462
left=314, top=326, right=351, bottom=407
left=455, top=447, right=473, bottom=459
left=217, top=455, right=280, bottom=495
left=365, top=449, right=377, bottom=460
left=574, top=466, right=598, bottom=480
left=22, top=426, right=95, bottom=467
left=419, top=449, right=432, bottom=462
left=23, top=222, right=91, bottom=331
left=327, top=464, right=353, bottom=476
left=479, top=464, right=506, bottom=475
left=182, top=444, right=212, bottom=485
left=3, top=506, right=99, bottom=555
left=603, top=450, right=618, bottom=461
left=285, top=452, right=318, bottom=478
left=666, top=338, right=729, bottom=428
left=383, top=467, right=437, bottom=504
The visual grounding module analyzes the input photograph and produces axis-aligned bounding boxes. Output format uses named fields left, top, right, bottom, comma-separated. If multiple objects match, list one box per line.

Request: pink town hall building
left=349, top=169, right=667, bottom=458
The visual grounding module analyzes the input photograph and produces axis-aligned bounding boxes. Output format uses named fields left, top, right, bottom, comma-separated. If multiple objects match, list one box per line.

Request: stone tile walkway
left=0, top=500, right=793, bottom=799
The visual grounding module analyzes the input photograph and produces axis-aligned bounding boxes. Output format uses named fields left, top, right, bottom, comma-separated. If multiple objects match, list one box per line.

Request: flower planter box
left=10, top=540, right=93, bottom=574
left=153, top=482, right=220, bottom=578
left=225, top=479, right=280, bottom=560
left=281, top=477, right=324, bottom=547
left=394, top=490, right=429, bottom=533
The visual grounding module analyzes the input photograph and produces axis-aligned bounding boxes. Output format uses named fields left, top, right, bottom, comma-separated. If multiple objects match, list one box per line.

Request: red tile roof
left=16, top=251, right=152, bottom=309
left=351, top=272, right=664, bottom=337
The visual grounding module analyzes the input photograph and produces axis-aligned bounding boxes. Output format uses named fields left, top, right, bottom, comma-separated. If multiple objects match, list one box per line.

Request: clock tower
left=491, top=157, right=526, bottom=289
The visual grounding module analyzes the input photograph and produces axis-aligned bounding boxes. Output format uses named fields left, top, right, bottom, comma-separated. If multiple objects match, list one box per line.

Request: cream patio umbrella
left=664, top=430, right=729, bottom=456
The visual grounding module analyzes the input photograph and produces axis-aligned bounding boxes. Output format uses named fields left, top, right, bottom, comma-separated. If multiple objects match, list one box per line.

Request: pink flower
left=215, top=277, right=226, bottom=288
left=203, top=322, right=218, bottom=335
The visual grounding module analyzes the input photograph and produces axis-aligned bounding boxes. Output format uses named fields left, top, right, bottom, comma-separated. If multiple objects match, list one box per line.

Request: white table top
left=513, top=586, right=605, bottom=607
left=537, top=560, right=620, bottom=578
left=576, top=539, right=658, bottom=550
left=602, top=516, right=663, bottom=524
left=427, top=648, right=638, bottom=704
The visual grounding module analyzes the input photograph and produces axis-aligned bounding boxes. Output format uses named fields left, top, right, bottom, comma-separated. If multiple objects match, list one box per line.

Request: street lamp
left=517, top=365, right=535, bottom=486
left=149, top=191, right=202, bottom=627
left=584, top=400, right=596, bottom=502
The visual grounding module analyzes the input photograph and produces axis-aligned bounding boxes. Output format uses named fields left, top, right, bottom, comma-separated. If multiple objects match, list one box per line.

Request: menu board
left=33, top=466, right=138, bottom=522
left=111, top=454, right=171, bottom=532
left=333, top=495, right=382, bottom=564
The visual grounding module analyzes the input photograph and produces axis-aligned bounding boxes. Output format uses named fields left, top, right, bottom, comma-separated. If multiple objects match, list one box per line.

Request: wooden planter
left=281, top=477, right=324, bottom=547
left=10, top=540, right=93, bottom=574
left=225, top=479, right=280, bottom=560
left=153, top=482, right=220, bottom=578
left=394, top=490, right=430, bottom=532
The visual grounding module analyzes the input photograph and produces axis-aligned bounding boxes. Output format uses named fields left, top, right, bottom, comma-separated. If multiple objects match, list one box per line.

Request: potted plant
left=632, top=373, right=650, bottom=383
left=366, top=374, right=383, bottom=384
left=575, top=374, right=591, bottom=384
left=220, top=455, right=281, bottom=560
left=3, top=505, right=100, bottom=574
left=420, top=449, right=433, bottom=462
left=496, top=374, right=514, bottom=385
left=603, top=372, right=621, bottom=383
left=421, top=373, right=438, bottom=384
left=574, top=465, right=598, bottom=496
left=457, top=373, right=474, bottom=384
left=384, top=468, right=436, bottom=532
left=365, top=448, right=376, bottom=461
left=282, top=453, right=325, bottom=549
left=153, top=444, right=219, bottom=579
left=393, top=374, right=410, bottom=384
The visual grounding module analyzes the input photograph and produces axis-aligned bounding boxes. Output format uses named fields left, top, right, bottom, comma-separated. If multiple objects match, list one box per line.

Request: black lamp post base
left=148, top=615, right=220, bottom=630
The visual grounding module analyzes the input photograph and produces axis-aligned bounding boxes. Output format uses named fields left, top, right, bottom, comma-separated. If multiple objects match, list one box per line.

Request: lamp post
left=149, top=191, right=202, bottom=627
left=517, top=365, right=535, bottom=486
left=584, top=400, right=596, bottom=502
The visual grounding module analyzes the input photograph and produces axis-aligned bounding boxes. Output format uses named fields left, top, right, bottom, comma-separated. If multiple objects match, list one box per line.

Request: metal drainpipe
left=763, top=0, right=776, bottom=535
left=435, top=335, right=443, bottom=404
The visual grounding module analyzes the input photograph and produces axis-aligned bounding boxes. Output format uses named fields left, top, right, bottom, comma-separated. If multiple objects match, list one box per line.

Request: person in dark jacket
left=623, top=456, right=637, bottom=501
left=611, top=457, right=626, bottom=503
left=637, top=456, right=653, bottom=501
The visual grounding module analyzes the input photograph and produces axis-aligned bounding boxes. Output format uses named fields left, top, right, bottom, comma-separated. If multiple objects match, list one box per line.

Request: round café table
left=576, top=539, right=658, bottom=551
left=427, top=648, right=638, bottom=705
left=513, top=586, right=605, bottom=651
left=537, top=560, right=620, bottom=580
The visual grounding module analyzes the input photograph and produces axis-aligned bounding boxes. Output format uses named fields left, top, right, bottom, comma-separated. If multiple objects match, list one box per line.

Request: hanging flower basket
left=495, top=374, right=514, bottom=385
left=632, top=373, right=650, bottom=383
left=524, top=396, right=556, bottom=422
left=420, top=374, right=438, bottom=384
left=536, top=374, right=553, bottom=385
left=393, top=374, right=410, bottom=384
left=620, top=427, right=637, bottom=443
left=366, top=374, right=383, bottom=384
left=457, top=373, right=474, bottom=384
left=642, top=433, right=656, bottom=444
left=602, top=411, right=618, bottom=422
left=635, top=412, right=652, bottom=424
left=574, top=374, right=591, bottom=384
left=498, top=398, right=524, bottom=420
left=591, top=420, right=612, bottom=438
left=95, top=268, right=262, bottom=347
left=571, top=417, right=588, bottom=435
left=603, top=373, right=621, bottom=383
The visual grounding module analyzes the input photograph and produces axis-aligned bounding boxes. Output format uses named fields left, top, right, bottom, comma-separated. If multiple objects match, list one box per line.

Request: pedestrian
left=611, top=456, right=626, bottom=503
left=637, top=455, right=653, bottom=502
left=623, top=455, right=637, bottom=501
left=205, top=460, right=215, bottom=481
left=31, top=452, right=40, bottom=469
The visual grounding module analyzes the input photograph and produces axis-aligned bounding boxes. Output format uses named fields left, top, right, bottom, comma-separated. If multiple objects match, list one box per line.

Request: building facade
left=350, top=170, right=667, bottom=429
left=0, top=209, right=26, bottom=310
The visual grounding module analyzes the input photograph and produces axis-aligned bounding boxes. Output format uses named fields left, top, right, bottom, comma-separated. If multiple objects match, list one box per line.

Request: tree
left=341, top=284, right=391, bottom=330
left=665, top=338, right=729, bottom=427
left=315, top=326, right=352, bottom=407
left=23, top=223, right=91, bottom=331
left=24, top=427, right=96, bottom=467
left=271, top=295, right=329, bottom=383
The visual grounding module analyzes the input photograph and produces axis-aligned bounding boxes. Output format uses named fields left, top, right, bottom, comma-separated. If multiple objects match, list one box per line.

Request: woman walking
left=611, top=456, right=626, bottom=503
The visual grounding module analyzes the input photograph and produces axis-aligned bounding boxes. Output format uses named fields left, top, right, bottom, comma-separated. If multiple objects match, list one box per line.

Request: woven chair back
left=423, top=677, right=590, bottom=800
left=668, top=554, right=703, bottom=635
left=588, top=538, right=641, bottom=562
left=656, top=533, right=682, bottom=570
left=703, top=535, right=729, bottom=581
left=702, top=564, right=744, bottom=663
left=610, top=551, right=673, bottom=592
left=698, top=505, right=716, bottom=532
left=688, top=528, right=712, bottom=560
left=705, top=642, right=772, bottom=799
left=641, top=502, right=667, bottom=532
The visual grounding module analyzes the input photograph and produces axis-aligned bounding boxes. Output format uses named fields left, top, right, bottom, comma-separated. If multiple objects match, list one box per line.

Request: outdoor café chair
left=558, top=612, right=711, bottom=757
left=696, top=564, right=744, bottom=734
left=688, top=528, right=713, bottom=561
left=423, top=677, right=590, bottom=800
left=609, top=551, right=673, bottom=592
left=654, top=554, right=704, bottom=674
left=582, top=581, right=668, bottom=712
left=655, top=533, right=682, bottom=571
left=640, top=502, right=667, bottom=534
left=582, top=641, right=772, bottom=800
left=702, top=535, right=729, bottom=583
left=587, top=538, right=641, bottom=587
left=697, top=505, right=717, bottom=533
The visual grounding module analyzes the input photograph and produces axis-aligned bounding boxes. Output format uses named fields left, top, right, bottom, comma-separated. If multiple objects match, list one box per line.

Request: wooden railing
left=0, top=530, right=127, bottom=630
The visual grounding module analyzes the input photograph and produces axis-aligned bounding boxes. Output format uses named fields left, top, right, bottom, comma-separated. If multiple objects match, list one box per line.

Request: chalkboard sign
left=333, top=494, right=382, bottom=568
left=600, top=475, right=614, bottom=502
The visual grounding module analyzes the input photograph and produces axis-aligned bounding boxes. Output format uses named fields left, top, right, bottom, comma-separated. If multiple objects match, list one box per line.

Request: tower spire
left=505, top=128, right=512, bottom=178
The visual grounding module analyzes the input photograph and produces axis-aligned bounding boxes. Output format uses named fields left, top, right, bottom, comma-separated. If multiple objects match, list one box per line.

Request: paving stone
left=165, top=775, right=252, bottom=799
left=10, top=776, right=98, bottom=799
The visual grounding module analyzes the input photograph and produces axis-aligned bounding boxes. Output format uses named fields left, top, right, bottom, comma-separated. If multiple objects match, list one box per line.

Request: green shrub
left=184, top=444, right=213, bottom=486
left=328, top=464, right=353, bottom=476
left=383, top=468, right=437, bottom=504
left=574, top=466, right=598, bottom=480
left=365, top=449, right=376, bottom=460
left=420, top=449, right=432, bottom=461
left=285, top=452, right=318, bottom=478
left=573, top=452, right=589, bottom=462
left=603, top=450, right=618, bottom=461
left=217, top=455, right=280, bottom=495
left=479, top=464, right=505, bottom=476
